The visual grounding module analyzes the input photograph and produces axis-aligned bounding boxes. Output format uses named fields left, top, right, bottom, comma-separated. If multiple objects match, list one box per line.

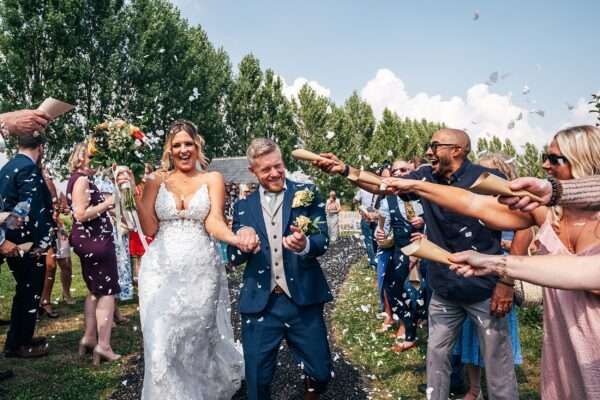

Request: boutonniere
left=293, top=215, right=323, bottom=235
left=292, top=189, right=315, bottom=208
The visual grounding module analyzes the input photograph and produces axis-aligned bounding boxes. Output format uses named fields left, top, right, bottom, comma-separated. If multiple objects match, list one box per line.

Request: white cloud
left=361, top=68, right=551, bottom=147
left=280, top=76, right=331, bottom=100
left=560, top=97, right=597, bottom=128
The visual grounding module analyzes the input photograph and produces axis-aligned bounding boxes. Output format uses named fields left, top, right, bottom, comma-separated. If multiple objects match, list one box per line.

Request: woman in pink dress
left=383, top=125, right=600, bottom=399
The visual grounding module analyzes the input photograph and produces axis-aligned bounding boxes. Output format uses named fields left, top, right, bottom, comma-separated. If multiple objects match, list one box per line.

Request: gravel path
left=110, top=236, right=368, bottom=400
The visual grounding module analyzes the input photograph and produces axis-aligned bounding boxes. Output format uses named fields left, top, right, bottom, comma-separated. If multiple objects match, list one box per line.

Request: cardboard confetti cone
left=469, top=172, right=544, bottom=203
left=377, top=213, right=394, bottom=249
left=17, top=242, right=33, bottom=252
left=401, top=237, right=451, bottom=265
left=37, top=97, right=75, bottom=119
left=291, top=149, right=330, bottom=163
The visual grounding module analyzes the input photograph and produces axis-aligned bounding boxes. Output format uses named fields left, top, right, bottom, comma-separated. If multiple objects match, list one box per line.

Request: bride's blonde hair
left=550, top=125, right=600, bottom=229
left=160, top=120, right=208, bottom=172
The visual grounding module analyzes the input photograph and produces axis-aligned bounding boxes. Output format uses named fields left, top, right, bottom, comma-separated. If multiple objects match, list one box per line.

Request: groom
left=228, top=138, right=332, bottom=400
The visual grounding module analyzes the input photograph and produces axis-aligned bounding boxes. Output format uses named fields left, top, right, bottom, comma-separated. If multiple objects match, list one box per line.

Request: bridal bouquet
left=89, top=119, right=150, bottom=209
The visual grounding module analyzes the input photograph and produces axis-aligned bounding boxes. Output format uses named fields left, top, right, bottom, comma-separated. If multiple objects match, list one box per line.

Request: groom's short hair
left=246, top=138, right=281, bottom=165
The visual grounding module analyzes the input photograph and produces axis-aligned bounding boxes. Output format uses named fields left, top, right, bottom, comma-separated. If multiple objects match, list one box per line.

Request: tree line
left=0, top=0, right=574, bottom=201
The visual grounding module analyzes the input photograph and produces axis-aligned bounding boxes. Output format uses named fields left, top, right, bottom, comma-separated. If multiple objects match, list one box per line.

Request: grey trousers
left=426, top=293, right=518, bottom=400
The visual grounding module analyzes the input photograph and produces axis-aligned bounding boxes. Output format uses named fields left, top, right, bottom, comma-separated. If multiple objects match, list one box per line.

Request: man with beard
left=314, top=128, right=518, bottom=400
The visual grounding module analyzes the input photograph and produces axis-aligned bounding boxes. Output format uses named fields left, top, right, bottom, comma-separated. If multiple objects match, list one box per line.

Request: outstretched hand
left=283, top=225, right=307, bottom=253
left=1, top=109, right=51, bottom=135
left=381, top=177, right=414, bottom=195
left=312, top=153, right=345, bottom=174
left=498, top=177, right=551, bottom=211
left=448, top=250, right=503, bottom=278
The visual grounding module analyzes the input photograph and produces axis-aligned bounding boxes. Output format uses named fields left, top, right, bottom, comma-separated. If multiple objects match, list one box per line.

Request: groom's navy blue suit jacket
left=228, top=180, right=332, bottom=314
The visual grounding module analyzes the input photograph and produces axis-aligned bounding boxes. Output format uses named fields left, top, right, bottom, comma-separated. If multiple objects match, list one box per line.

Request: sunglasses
left=542, top=153, right=569, bottom=166
left=425, top=142, right=460, bottom=152
left=391, top=167, right=410, bottom=174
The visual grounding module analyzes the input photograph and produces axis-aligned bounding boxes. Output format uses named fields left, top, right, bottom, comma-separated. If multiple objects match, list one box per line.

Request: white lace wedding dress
left=139, top=183, right=244, bottom=400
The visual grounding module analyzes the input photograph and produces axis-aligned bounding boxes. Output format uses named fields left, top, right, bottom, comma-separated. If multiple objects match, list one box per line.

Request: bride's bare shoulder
left=203, top=171, right=225, bottom=187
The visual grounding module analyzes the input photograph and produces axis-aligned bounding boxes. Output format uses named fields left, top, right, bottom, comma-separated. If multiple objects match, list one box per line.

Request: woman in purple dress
left=66, top=142, right=121, bottom=365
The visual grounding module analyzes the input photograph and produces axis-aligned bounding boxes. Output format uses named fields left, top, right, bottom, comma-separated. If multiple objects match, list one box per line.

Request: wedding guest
left=374, top=159, right=425, bottom=352
left=39, top=166, right=60, bottom=318
left=383, top=125, right=600, bottom=399
left=129, top=164, right=155, bottom=283
left=55, top=214, right=75, bottom=304
left=354, top=187, right=378, bottom=269
left=94, top=175, right=134, bottom=305
left=67, top=142, right=121, bottom=365
left=325, top=191, right=341, bottom=242
left=315, top=129, right=518, bottom=400
left=0, top=133, right=54, bottom=358
left=452, top=154, right=524, bottom=400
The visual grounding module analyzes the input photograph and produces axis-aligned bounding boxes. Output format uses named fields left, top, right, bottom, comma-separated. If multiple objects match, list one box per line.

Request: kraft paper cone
left=291, top=149, right=329, bottom=163
left=0, top=212, right=10, bottom=225
left=17, top=242, right=33, bottom=252
left=469, top=172, right=544, bottom=203
left=401, top=237, right=451, bottom=265
left=377, top=212, right=394, bottom=249
left=38, top=97, right=75, bottom=119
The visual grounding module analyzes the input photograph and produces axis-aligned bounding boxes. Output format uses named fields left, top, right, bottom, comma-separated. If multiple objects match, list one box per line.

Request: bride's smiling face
left=170, top=131, right=198, bottom=172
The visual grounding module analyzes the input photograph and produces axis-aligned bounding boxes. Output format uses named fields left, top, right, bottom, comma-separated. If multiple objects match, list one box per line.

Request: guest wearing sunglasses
left=313, top=129, right=518, bottom=400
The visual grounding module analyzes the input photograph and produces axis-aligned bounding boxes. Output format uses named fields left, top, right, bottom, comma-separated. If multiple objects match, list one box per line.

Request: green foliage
left=590, top=93, right=600, bottom=126
left=475, top=135, right=544, bottom=178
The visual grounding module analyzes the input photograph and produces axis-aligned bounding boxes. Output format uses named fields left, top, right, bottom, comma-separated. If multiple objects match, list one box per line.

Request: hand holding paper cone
left=469, top=172, right=544, bottom=203
left=401, top=237, right=451, bottom=265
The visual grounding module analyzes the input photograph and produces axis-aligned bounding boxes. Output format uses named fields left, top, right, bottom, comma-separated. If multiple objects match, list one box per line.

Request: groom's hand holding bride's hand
left=283, top=225, right=307, bottom=253
left=235, top=227, right=261, bottom=254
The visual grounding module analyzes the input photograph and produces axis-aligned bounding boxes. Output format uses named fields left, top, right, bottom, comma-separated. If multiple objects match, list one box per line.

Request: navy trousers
left=241, top=293, right=332, bottom=400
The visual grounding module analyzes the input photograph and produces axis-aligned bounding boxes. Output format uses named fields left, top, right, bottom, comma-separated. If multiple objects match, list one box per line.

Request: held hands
left=498, top=177, right=551, bottom=211
left=235, top=227, right=261, bottom=254
left=381, top=178, right=414, bottom=195
left=312, top=153, right=345, bottom=174
left=115, top=168, right=136, bottom=188
left=1, top=109, right=51, bottom=135
left=283, top=225, right=307, bottom=253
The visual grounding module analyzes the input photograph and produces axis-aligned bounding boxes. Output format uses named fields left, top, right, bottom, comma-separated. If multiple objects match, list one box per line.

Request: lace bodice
left=154, top=183, right=210, bottom=238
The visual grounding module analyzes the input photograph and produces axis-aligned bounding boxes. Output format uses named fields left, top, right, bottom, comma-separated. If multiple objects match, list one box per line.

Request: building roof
left=208, top=157, right=257, bottom=184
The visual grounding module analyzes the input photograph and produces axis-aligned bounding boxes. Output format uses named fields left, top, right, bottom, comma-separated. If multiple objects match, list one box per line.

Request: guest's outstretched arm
left=384, top=177, right=537, bottom=231
left=449, top=251, right=600, bottom=291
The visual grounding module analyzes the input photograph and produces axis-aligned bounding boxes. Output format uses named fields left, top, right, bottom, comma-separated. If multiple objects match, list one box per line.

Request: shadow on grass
left=0, top=261, right=142, bottom=400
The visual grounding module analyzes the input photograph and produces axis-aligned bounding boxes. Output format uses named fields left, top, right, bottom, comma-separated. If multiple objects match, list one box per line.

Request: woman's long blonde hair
left=554, top=125, right=600, bottom=178
left=551, top=125, right=600, bottom=229
left=67, top=142, right=89, bottom=173
left=160, top=120, right=208, bottom=172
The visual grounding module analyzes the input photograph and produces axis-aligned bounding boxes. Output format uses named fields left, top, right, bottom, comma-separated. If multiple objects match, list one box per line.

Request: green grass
left=0, top=257, right=141, bottom=400
left=331, top=258, right=543, bottom=400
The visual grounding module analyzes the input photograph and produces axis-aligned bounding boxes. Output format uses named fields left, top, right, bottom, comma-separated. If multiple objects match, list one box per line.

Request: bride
left=118, top=120, right=256, bottom=399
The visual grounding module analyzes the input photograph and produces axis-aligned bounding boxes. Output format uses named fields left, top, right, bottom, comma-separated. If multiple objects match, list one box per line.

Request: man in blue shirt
left=314, top=128, right=518, bottom=400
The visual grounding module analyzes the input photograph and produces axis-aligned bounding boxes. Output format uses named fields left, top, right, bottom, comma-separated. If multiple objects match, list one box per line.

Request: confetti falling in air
left=326, top=131, right=336, bottom=139
left=530, top=109, right=545, bottom=117
left=566, top=102, right=575, bottom=110
left=522, top=85, right=531, bottom=95
left=473, top=10, right=480, bottom=20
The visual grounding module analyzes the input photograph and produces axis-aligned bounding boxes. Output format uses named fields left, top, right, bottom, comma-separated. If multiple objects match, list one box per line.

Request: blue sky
left=171, top=0, right=600, bottom=147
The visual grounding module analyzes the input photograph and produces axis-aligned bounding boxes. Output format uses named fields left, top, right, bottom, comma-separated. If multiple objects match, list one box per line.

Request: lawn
left=331, top=258, right=543, bottom=400
left=0, top=257, right=141, bottom=400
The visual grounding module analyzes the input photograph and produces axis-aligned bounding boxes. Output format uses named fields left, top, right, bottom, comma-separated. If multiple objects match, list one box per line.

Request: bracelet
left=342, top=164, right=350, bottom=177
left=547, top=176, right=563, bottom=207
